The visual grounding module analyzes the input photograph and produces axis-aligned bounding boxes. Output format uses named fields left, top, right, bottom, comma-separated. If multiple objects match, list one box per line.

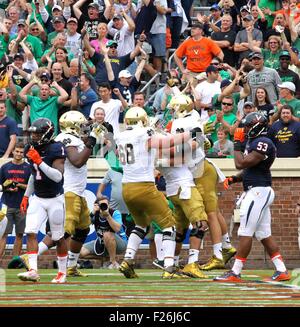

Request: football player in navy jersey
left=215, top=112, right=291, bottom=283
left=17, top=118, right=68, bottom=283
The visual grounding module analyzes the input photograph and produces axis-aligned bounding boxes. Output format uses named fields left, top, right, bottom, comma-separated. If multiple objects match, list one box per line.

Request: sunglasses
left=108, top=45, right=117, bottom=49
left=31, top=28, right=39, bottom=31
left=211, top=62, right=219, bottom=65
left=222, top=102, right=233, bottom=106
left=280, top=57, right=290, bottom=60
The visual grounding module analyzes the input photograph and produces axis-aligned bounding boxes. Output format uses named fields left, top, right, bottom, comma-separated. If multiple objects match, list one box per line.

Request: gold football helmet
left=124, top=106, right=148, bottom=128
left=59, top=111, right=87, bottom=137
left=168, top=94, right=193, bottom=118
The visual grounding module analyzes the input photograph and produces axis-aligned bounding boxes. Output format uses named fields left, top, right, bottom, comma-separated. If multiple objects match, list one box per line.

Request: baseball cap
left=106, top=40, right=118, bottom=48
left=278, top=81, right=296, bottom=92
left=240, top=5, right=251, bottom=13
left=291, top=46, right=299, bottom=55
left=220, top=79, right=231, bottom=89
left=251, top=52, right=263, bottom=59
left=40, top=72, right=51, bottom=80
left=206, top=65, right=219, bottom=74
left=195, top=72, right=207, bottom=81
left=243, top=101, right=254, bottom=107
left=53, top=16, right=65, bottom=24
left=67, top=17, right=78, bottom=24
left=118, top=70, right=132, bottom=78
left=17, top=19, right=27, bottom=27
left=52, top=5, right=62, bottom=12
left=113, top=14, right=123, bottom=20
left=279, top=50, right=291, bottom=58
left=14, top=53, right=24, bottom=60
left=210, top=4, right=221, bottom=11
left=191, top=22, right=204, bottom=29
left=243, top=14, right=254, bottom=21
left=88, top=3, right=99, bottom=10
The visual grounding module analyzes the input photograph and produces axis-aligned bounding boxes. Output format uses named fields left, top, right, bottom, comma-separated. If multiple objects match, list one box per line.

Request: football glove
left=203, top=121, right=214, bottom=134
left=26, top=148, right=42, bottom=165
left=223, top=176, right=239, bottom=190
left=233, top=128, right=245, bottom=151
left=20, top=196, right=29, bottom=215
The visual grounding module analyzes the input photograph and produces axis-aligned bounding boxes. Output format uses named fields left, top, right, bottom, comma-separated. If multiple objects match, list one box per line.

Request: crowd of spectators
left=0, top=0, right=299, bottom=159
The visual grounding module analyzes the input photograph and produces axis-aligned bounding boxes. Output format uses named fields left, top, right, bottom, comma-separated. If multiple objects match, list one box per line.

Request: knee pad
left=131, top=225, right=148, bottom=240
left=175, top=229, right=188, bottom=243
left=71, top=227, right=90, bottom=244
left=162, top=226, right=176, bottom=242
left=190, top=222, right=207, bottom=239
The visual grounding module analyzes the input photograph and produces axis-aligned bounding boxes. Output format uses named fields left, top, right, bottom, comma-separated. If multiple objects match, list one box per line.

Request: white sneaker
left=18, top=269, right=40, bottom=282
left=51, top=272, right=67, bottom=284
left=108, top=262, right=120, bottom=269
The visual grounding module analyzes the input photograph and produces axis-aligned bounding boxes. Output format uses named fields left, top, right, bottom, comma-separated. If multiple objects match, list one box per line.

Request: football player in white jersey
left=168, top=94, right=236, bottom=271
left=26, top=111, right=97, bottom=279
left=115, top=106, right=202, bottom=279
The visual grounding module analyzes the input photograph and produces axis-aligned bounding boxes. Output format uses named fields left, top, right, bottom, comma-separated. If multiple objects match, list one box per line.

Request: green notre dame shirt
left=0, top=35, right=8, bottom=61
left=5, top=85, right=22, bottom=126
left=26, top=95, right=61, bottom=134
left=207, top=112, right=237, bottom=143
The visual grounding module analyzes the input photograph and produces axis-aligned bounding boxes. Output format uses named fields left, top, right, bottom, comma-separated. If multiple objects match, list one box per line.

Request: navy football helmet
left=242, top=112, right=268, bottom=139
left=28, top=118, right=55, bottom=147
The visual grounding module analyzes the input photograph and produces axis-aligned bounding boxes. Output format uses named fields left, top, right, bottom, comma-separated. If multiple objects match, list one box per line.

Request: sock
left=231, top=256, right=246, bottom=275
left=174, top=255, right=180, bottom=266
left=67, top=251, right=80, bottom=268
left=154, top=233, right=164, bottom=261
left=213, top=243, right=223, bottom=260
left=38, top=242, right=49, bottom=255
left=162, top=227, right=176, bottom=268
left=222, top=233, right=232, bottom=249
left=271, top=252, right=286, bottom=272
left=188, top=249, right=199, bottom=264
left=27, top=252, right=38, bottom=271
left=124, top=227, right=146, bottom=260
left=57, top=254, right=68, bottom=274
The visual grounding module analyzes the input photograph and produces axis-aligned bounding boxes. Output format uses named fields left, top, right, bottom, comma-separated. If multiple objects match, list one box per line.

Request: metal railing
left=140, top=71, right=161, bottom=100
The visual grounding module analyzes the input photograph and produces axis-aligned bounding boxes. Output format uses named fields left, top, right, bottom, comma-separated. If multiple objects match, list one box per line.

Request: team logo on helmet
left=59, top=111, right=87, bottom=137
left=242, top=112, right=268, bottom=138
left=28, top=118, right=55, bottom=147
left=168, top=94, right=193, bottom=118
left=124, top=106, right=148, bottom=128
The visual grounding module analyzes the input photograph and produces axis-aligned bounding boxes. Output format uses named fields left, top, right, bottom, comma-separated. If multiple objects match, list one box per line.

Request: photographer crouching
left=80, top=195, right=127, bottom=269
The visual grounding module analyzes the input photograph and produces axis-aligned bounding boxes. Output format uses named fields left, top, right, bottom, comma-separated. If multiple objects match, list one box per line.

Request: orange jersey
left=176, top=37, right=222, bottom=73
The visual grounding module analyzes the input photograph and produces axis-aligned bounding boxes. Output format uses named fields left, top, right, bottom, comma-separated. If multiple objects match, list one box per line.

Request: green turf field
left=1, top=269, right=300, bottom=307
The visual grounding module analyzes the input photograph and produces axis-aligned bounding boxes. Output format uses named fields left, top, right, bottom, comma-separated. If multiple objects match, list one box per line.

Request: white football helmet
left=59, top=111, right=87, bottom=137
left=124, top=106, right=148, bottom=128
left=168, top=94, right=194, bottom=118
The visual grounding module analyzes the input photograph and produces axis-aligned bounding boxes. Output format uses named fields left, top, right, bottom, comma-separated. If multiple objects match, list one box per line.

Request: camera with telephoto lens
left=99, top=202, right=108, bottom=211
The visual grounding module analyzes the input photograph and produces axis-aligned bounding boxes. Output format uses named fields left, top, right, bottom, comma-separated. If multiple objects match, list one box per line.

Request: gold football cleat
left=222, top=247, right=237, bottom=264
left=162, top=266, right=191, bottom=279
left=119, top=259, right=138, bottom=279
left=199, top=255, right=225, bottom=270
left=19, top=254, right=30, bottom=271
left=67, top=266, right=88, bottom=277
left=182, top=262, right=209, bottom=278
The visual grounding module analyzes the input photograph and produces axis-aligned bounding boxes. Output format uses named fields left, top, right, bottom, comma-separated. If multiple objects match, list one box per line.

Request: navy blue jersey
left=242, top=136, right=276, bottom=191
left=26, top=142, right=66, bottom=198
left=0, top=161, right=31, bottom=208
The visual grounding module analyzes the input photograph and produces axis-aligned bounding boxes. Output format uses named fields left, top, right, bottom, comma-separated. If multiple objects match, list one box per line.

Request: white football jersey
left=55, top=133, right=87, bottom=196
left=171, top=110, right=206, bottom=169
left=115, top=127, right=156, bottom=183
left=159, top=166, right=195, bottom=197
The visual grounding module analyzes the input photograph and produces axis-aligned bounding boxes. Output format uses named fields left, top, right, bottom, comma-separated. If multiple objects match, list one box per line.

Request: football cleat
left=162, top=266, right=191, bottom=279
left=182, top=262, right=209, bottom=279
left=213, top=270, right=242, bottom=282
left=51, top=272, right=67, bottom=284
left=222, top=247, right=237, bottom=264
left=119, top=259, right=138, bottom=278
left=67, top=266, right=88, bottom=277
left=199, top=255, right=225, bottom=270
left=18, top=269, right=40, bottom=282
left=264, top=270, right=291, bottom=282
left=19, top=254, right=30, bottom=271
left=152, top=259, right=164, bottom=270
